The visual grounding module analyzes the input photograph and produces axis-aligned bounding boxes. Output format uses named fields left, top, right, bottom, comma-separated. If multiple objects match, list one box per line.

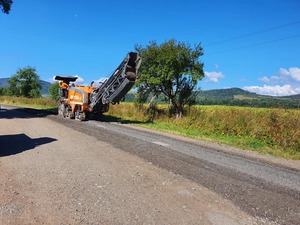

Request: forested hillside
left=196, top=88, right=300, bottom=108
left=0, top=78, right=51, bottom=96
left=124, top=88, right=300, bottom=109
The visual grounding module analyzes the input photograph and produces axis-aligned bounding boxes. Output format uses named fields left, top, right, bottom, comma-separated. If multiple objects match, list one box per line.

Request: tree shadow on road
left=0, top=134, right=57, bottom=157
left=0, top=106, right=56, bottom=120
left=91, top=114, right=148, bottom=125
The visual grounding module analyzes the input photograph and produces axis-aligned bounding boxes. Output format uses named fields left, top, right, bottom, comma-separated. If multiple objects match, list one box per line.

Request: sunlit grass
left=0, top=96, right=57, bottom=109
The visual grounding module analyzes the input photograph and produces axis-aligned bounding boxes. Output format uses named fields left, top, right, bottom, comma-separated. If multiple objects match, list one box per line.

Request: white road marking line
left=97, top=125, right=106, bottom=128
left=152, top=141, right=169, bottom=147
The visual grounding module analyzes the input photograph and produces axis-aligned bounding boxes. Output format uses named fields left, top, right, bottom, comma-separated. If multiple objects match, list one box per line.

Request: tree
left=49, top=82, right=59, bottom=100
left=0, top=0, right=13, bottom=14
left=135, top=39, right=204, bottom=117
left=133, top=85, right=149, bottom=109
left=8, top=66, right=42, bottom=98
left=0, top=87, right=9, bottom=96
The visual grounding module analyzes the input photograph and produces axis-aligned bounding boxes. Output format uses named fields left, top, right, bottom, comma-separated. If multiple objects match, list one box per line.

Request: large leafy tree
left=49, top=82, right=59, bottom=100
left=0, top=0, right=13, bottom=14
left=8, top=66, right=42, bottom=98
left=135, top=39, right=204, bottom=117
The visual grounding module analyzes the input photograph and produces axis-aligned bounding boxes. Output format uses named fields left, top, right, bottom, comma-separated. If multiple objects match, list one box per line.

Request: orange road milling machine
left=55, top=52, right=141, bottom=121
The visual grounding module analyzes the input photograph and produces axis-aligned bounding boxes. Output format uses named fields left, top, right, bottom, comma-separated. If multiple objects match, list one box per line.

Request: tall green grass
left=0, top=96, right=57, bottom=109
left=108, top=103, right=300, bottom=160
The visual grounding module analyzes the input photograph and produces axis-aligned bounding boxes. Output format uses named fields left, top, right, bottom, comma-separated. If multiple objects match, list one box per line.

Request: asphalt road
left=1, top=105, right=299, bottom=224
left=59, top=114, right=300, bottom=225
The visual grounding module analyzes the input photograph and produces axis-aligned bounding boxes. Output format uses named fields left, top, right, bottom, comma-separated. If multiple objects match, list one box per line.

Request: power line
left=206, top=34, right=300, bottom=55
left=205, top=20, right=300, bottom=47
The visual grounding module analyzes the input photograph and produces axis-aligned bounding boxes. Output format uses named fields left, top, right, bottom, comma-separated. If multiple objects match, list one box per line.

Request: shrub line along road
left=0, top=105, right=299, bottom=224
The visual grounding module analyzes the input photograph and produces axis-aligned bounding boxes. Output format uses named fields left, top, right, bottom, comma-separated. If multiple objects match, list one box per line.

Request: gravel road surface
left=0, top=105, right=299, bottom=225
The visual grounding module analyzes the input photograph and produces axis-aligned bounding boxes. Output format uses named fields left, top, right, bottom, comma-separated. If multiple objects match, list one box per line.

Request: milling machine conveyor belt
left=89, top=52, right=141, bottom=111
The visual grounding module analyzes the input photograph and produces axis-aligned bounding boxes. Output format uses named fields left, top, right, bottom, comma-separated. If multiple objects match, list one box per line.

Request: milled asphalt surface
left=47, top=112, right=300, bottom=225
left=87, top=120, right=300, bottom=192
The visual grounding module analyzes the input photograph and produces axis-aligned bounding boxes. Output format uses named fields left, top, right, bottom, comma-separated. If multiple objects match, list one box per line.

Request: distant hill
left=0, top=78, right=52, bottom=96
left=196, top=88, right=300, bottom=108
left=39, top=80, right=52, bottom=96
left=197, top=88, right=259, bottom=100
left=198, top=88, right=300, bottom=100
left=280, top=93, right=300, bottom=99
left=0, top=78, right=9, bottom=87
left=125, top=88, right=300, bottom=109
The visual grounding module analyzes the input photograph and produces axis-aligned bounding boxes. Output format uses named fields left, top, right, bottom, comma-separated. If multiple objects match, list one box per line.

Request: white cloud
left=243, top=84, right=299, bottom=96
left=204, top=71, right=225, bottom=83
left=248, top=67, right=300, bottom=96
left=270, top=75, right=281, bottom=81
left=74, top=75, right=85, bottom=85
left=258, top=76, right=270, bottom=83
left=280, top=67, right=300, bottom=82
left=50, top=76, right=57, bottom=83
left=279, top=68, right=290, bottom=76
left=93, top=78, right=108, bottom=87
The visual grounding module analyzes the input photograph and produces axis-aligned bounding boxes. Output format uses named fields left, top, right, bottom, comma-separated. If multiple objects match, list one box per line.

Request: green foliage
left=0, top=87, right=9, bottom=95
left=0, top=96, right=57, bottom=109
left=135, top=39, right=204, bottom=116
left=178, top=79, right=199, bottom=107
left=8, top=66, right=42, bottom=98
left=0, top=0, right=13, bottom=14
left=133, top=86, right=150, bottom=110
left=49, top=82, right=59, bottom=100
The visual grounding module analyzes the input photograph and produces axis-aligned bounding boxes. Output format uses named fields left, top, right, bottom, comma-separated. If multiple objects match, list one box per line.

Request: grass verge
left=0, top=96, right=57, bottom=110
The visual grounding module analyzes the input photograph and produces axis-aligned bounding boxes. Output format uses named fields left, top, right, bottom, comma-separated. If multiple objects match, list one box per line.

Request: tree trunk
left=147, top=95, right=157, bottom=109
left=176, top=103, right=184, bottom=119
left=169, top=98, right=183, bottom=119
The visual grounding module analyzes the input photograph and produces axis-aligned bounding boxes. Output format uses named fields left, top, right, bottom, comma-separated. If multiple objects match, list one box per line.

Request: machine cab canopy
left=55, top=76, right=78, bottom=84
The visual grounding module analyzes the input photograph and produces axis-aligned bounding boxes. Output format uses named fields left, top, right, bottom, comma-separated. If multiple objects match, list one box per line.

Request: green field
left=1, top=96, right=299, bottom=160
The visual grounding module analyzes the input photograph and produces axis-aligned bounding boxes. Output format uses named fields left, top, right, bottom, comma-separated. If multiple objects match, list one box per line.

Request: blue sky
left=1, top=0, right=299, bottom=96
